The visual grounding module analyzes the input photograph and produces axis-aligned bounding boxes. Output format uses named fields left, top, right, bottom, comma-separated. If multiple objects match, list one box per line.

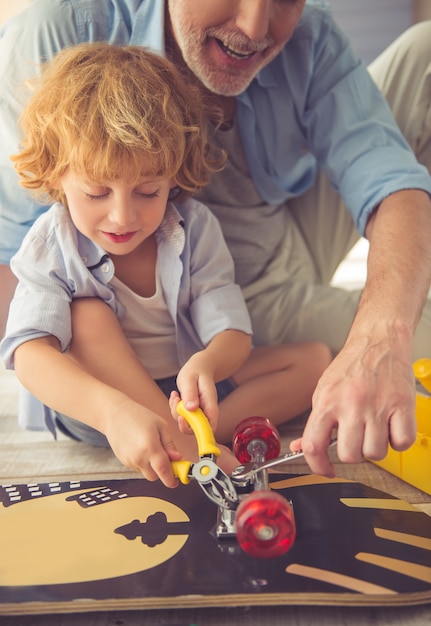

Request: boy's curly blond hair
left=12, top=43, right=225, bottom=204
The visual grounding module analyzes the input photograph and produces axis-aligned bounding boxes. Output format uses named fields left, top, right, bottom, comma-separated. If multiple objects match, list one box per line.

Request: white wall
left=0, top=0, right=31, bottom=25
left=415, top=0, right=431, bottom=20
left=329, top=0, right=413, bottom=64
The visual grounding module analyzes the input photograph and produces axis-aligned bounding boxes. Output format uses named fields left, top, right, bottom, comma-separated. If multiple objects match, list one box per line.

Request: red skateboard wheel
left=236, top=491, right=296, bottom=559
left=232, top=416, right=281, bottom=464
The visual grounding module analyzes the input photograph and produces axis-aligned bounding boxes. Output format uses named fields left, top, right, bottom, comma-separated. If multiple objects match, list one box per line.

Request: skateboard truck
left=171, top=403, right=299, bottom=559
left=232, top=437, right=338, bottom=482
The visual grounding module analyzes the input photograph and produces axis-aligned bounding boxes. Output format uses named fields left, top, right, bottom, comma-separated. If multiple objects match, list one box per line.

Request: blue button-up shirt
left=1, top=0, right=430, bottom=264
left=1, top=198, right=252, bottom=366
left=0, top=198, right=252, bottom=429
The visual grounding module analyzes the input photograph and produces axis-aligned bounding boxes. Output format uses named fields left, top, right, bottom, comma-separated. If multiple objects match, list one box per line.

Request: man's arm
left=292, top=188, right=431, bottom=475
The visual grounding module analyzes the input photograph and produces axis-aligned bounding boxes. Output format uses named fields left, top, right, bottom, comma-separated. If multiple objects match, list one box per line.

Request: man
left=1, top=0, right=431, bottom=476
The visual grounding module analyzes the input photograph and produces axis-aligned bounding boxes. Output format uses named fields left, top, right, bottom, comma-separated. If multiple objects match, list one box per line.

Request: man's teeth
left=219, top=41, right=254, bottom=59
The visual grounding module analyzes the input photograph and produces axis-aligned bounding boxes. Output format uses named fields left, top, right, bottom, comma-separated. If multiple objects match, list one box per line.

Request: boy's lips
left=102, top=231, right=137, bottom=243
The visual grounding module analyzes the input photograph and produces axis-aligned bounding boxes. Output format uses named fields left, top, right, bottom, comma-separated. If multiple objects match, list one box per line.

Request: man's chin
left=197, top=68, right=255, bottom=97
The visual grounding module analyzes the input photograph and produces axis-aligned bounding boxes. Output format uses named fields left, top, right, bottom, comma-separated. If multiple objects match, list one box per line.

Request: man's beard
left=170, top=17, right=278, bottom=97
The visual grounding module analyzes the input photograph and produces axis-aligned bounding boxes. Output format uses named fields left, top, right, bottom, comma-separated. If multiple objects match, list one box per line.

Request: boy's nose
left=109, top=200, right=136, bottom=226
left=235, top=0, right=271, bottom=41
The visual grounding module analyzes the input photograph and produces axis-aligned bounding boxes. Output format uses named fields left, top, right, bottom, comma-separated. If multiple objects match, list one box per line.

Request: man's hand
left=292, top=189, right=431, bottom=476
left=290, top=321, right=417, bottom=476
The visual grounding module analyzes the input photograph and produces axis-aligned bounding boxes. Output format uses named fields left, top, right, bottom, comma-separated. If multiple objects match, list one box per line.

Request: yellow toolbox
left=373, top=358, right=431, bottom=495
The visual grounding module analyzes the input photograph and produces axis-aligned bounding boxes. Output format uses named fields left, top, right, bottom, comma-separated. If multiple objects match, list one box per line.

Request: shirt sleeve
left=299, top=10, right=431, bottom=234
left=238, top=6, right=431, bottom=235
left=0, top=229, right=74, bottom=369
left=184, top=202, right=253, bottom=345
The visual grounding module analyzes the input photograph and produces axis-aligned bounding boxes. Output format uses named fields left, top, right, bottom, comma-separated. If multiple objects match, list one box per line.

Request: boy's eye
left=138, top=190, right=159, bottom=198
left=82, top=188, right=161, bottom=199
left=85, top=192, right=109, bottom=201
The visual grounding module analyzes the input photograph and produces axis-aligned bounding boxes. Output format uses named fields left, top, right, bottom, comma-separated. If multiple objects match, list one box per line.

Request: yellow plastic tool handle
left=413, top=358, right=431, bottom=393
left=171, top=460, right=192, bottom=485
left=171, top=401, right=221, bottom=485
left=177, top=401, right=221, bottom=458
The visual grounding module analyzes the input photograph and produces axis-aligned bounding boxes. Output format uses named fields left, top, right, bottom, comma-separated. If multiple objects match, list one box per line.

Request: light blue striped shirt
left=0, top=0, right=430, bottom=264
left=0, top=199, right=252, bottom=429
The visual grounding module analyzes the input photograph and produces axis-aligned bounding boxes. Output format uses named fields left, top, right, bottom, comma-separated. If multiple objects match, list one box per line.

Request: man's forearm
left=357, top=188, right=431, bottom=335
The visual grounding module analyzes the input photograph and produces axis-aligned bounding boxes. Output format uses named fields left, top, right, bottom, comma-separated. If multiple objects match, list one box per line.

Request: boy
left=0, top=43, right=331, bottom=486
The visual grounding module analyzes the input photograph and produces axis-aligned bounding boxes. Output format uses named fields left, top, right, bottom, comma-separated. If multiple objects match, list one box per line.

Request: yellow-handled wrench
left=171, top=401, right=238, bottom=509
left=171, top=401, right=220, bottom=484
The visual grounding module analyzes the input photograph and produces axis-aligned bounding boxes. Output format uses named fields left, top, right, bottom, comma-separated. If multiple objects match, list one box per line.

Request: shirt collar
left=157, top=202, right=185, bottom=255
left=76, top=230, right=108, bottom=269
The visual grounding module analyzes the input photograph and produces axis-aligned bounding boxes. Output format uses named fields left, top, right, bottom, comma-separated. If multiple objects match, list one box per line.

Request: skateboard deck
left=0, top=473, right=430, bottom=615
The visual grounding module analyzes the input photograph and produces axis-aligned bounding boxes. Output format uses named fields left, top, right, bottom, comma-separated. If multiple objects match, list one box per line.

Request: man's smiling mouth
left=216, top=39, right=256, bottom=60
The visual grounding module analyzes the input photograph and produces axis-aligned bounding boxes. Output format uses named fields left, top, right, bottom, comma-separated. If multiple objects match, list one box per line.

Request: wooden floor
left=0, top=365, right=430, bottom=626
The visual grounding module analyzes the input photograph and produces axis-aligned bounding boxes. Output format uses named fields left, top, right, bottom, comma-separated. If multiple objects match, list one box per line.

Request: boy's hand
left=169, top=392, right=240, bottom=474
left=104, top=399, right=182, bottom=488
left=169, top=390, right=191, bottom=435
left=171, top=356, right=219, bottom=432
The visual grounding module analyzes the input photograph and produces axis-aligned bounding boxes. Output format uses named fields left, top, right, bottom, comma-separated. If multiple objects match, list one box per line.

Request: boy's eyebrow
left=79, top=180, right=109, bottom=187
left=76, top=175, right=166, bottom=187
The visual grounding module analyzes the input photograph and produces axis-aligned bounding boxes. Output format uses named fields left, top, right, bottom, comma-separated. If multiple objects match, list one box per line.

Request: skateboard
left=1, top=407, right=431, bottom=615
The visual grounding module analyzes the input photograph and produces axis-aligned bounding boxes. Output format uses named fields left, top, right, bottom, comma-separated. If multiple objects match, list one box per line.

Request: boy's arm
left=174, top=329, right=252, bottom=429
left=13, top=335, right=182, bottom=487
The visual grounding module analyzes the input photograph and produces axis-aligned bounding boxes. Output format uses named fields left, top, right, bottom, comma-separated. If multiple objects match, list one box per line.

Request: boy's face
left=167, top=0, right=306, bottom=96
left=58, top=170, right=173, bottom=256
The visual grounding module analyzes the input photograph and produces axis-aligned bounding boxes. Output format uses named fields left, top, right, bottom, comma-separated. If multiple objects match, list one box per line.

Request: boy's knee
left=308, top=341, right=332, bottom=375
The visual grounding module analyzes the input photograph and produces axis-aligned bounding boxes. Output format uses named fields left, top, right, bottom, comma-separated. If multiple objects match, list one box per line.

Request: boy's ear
left=49, top=178, right=62, bottom=191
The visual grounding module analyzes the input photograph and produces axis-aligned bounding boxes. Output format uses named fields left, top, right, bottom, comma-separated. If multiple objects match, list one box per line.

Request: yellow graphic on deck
left=0, top=490, right=189, bottom=586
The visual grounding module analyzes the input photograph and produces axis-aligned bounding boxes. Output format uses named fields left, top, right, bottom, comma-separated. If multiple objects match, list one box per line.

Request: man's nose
left=235, top=0, right=271, bottom=41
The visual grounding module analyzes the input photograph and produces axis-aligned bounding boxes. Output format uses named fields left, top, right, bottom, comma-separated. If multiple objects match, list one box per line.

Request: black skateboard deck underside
left=1, top=474, right=430, bottom=615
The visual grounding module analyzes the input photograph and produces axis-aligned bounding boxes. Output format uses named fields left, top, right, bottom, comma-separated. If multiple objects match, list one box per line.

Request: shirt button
left=81, top=256, right=88, bottom=264
left=101, top=263, right=110, bottom=273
